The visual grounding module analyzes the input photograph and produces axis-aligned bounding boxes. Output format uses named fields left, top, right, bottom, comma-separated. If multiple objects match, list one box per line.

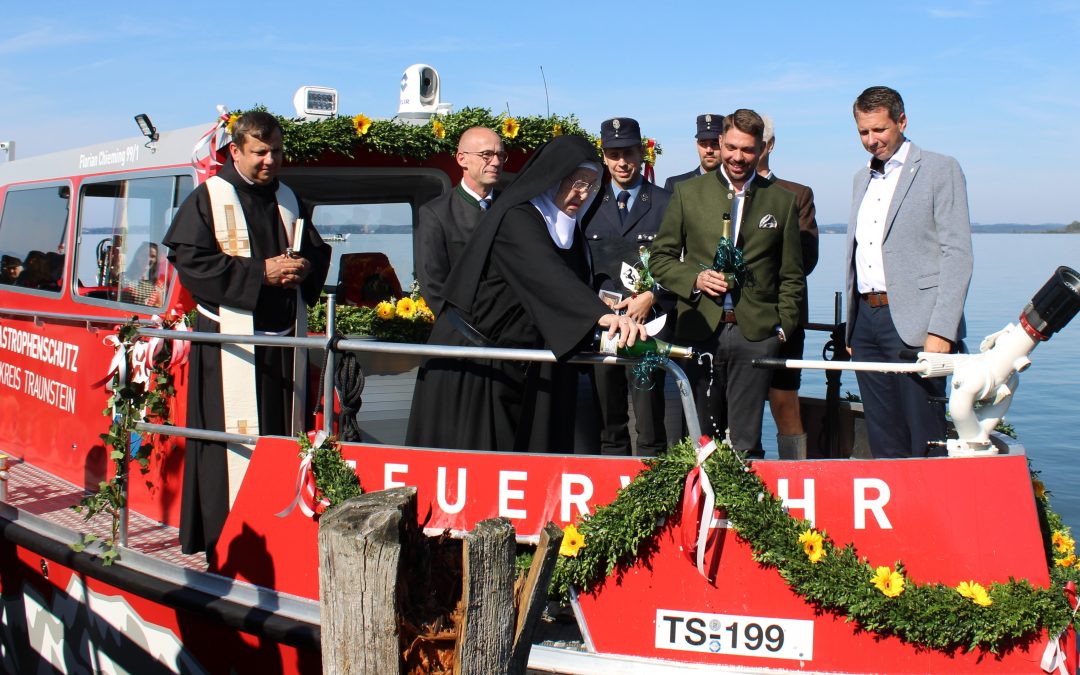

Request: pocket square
left=759, top=214, right=778, bottom=229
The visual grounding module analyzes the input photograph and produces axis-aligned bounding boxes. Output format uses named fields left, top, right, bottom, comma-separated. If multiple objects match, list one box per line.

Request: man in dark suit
left=663, top=113, right=725, bottom=191
left=845, top=86, right=973, bottom=458
left=583, top=117, right=673, bottom=456
left=414, top=126, right=505, bottom=315
left=758, top=115, right=819, bottom=459
left=652, top=109, right=804, bottom=457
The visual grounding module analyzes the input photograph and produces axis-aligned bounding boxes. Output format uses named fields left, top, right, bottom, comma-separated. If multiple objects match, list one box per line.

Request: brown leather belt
left=861, top=291, right=889, bottom=308
left=720, top=309, right=738, bottom=324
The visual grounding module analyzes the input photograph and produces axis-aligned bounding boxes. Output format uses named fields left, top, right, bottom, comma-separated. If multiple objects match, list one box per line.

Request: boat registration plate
left=654, top=609, right=813, bottom=661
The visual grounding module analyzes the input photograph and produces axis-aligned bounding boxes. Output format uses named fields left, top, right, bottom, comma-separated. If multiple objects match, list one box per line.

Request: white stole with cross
left=205, top=175, right=304, bottom=508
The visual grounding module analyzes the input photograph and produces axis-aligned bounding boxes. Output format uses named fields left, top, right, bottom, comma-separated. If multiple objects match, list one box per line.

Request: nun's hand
left=597, top=312, right=648, bottom=349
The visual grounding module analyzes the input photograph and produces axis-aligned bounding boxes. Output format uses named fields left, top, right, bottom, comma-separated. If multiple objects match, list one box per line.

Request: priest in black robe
left=406, top=135, right=647, bottom=452
left=163, top=111, right=331, bottom=561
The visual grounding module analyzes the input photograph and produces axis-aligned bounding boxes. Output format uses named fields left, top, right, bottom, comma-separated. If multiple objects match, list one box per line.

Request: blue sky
left=3, top=2, right=1080, bottom=225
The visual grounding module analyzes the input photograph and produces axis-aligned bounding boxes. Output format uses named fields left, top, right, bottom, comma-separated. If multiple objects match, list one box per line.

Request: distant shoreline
left=819, top=224, right=1079, bottom=234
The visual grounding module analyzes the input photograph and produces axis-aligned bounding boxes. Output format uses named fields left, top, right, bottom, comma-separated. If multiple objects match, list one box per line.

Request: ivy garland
left=72, top=318, right=176, bottom=565
left=230, top=106, right=661, bottom=165
left=552, top=438, right=1080, bottom=655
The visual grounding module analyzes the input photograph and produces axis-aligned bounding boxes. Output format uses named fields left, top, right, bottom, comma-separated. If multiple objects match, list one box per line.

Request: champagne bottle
left=596, top=331, right=694, bottom=359
left=721, top=212, right=732, bottom=241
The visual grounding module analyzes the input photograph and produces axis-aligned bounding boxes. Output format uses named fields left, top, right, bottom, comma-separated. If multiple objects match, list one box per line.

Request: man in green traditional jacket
left=651, top=109, right=804, bottom=457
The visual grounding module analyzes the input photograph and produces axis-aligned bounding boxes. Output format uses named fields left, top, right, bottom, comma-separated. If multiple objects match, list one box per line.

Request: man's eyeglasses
left=570, top=179, right=600, bottom=195
left=461, top=150, right=508, bottom=164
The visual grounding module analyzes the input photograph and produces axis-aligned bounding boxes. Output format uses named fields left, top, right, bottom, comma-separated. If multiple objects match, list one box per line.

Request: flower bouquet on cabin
left=309, top=281, right=435, bottom=343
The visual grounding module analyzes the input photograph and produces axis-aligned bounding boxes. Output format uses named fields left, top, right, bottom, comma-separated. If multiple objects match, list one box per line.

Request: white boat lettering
left=777, top=478, right=816, bottom=527
left=436, top=466, right=466, bottom=514
left=854, top=477, right=893, bottom=529
left=499, top=470, right=528, bottom=519
left=0, top=324, right=80, bottom=372
left=561, top=473, right=593, bottom=522
left=0, top=358, right=22, bottom=390
left=384, top=462, right=409, bottom=488
left=23, top=370, right=76, bottom=413
left=77, top=144, right=140, bottom=170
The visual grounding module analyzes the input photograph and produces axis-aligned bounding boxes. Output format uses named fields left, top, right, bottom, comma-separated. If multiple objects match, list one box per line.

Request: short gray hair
left=762, top=115, right=775, bottom=144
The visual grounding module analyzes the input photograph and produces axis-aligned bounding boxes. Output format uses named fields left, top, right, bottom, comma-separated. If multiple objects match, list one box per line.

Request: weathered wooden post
left=454, top=518, right=516, bottom=674
left=319, top=488, right=564, bottom=675
left=319, top=486, right=417, bottom=675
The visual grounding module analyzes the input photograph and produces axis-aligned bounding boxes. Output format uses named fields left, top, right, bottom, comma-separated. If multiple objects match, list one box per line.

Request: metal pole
left=118, top=439, right=129, bottom=548
left=323, top=294, right=336, bottom=438
left=0, top=454, right=8, bottom=502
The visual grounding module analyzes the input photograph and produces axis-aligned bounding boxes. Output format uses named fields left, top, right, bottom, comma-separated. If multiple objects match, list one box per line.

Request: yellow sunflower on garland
left=501, top=116, right=520, bottom=139
left=396, top=297, right=417, bottom=319
left=352, top=113, right=373, bottom=136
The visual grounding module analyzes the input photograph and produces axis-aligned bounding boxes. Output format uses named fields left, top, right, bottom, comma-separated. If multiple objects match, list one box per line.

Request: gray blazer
left=845, top=141, right=973, bottom=347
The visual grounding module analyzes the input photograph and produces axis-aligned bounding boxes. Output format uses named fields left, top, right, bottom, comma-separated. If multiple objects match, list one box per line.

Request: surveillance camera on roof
left=397, top=64, right=452, bottom=122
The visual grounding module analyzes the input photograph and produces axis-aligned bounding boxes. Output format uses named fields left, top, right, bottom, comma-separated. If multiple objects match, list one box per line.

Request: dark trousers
left=850, top=297, right=948, bottom=458
left=686, top=323, right=779, bottom=456
left=594, top=364, right=666, bottom=456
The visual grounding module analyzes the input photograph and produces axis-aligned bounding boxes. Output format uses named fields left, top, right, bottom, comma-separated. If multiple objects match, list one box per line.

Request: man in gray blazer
left=414, top=127, right=504, bottom=316
left=845, top=86, right=973, bottom=458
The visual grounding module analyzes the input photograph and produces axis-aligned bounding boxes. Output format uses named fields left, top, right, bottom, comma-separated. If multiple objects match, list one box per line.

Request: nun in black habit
left=406, top=135, right=647, bottom=452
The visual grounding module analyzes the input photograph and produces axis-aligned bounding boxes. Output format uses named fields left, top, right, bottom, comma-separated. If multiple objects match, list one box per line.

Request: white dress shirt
left=855, top=141, right=910, bottom=294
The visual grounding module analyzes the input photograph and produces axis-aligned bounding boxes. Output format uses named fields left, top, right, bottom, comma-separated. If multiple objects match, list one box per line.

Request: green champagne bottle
left=597, top=331, right=694, bottom=359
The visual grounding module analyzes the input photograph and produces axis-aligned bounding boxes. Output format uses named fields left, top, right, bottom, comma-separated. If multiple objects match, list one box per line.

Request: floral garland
left=551, top=438, right=1080, bottom=654
left=307, top=282, right=435, bottom=343
left=72, top=315, right=184, bottom=564
left=227, top=106, right=662, bottom=166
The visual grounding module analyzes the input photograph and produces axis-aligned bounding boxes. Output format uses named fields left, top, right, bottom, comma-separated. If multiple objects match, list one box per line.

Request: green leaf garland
left=552, top=438, right=1079, bottom=655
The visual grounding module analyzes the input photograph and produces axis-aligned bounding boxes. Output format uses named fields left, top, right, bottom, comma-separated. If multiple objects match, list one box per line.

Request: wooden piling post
left=318, top=486, right=417, bottom=675
left=454, top=517, right=517, bottom=675
left=509, top=522, right=564, bottom=674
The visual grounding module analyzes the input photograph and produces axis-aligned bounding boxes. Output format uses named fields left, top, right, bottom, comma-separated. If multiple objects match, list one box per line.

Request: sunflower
left=551, top=123, right=563, bottom=137
left=1033, top=479, right=1046, bottom=499
left=798, top=529, right=826, bottom=564
left=1056, top=554, right=1076, bottom=568
left=871, top=565, right=905, bottom=598
left=956, top=580, right=993, bottom=607
left=375, top=301, right=395, bottom=320
left=432, top=119, right=446, bottom=139
left=560, top=524, right=586, bottom=557
left=396, top=297, right=417, bottom=319
left=501, top=117, right=520, bottom=139
left=226, top=114, right=239, bottom=134
left=352, top=113, right=373, bottom=137
left=1052, top=530, right=1075, bottom=554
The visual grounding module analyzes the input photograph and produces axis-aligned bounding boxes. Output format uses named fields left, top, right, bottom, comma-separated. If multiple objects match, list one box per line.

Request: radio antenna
left=540, top=65, right=550, bottom=117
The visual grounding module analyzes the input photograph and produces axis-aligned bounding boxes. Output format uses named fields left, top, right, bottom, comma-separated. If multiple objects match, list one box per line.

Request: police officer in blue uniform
left=583, top=117, right=674, bottom=456
left=663, top=113, right=725, bottom=191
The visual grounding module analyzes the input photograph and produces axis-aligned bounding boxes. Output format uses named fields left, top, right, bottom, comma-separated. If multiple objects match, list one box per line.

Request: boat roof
left=0, top=123, right=210, bottom=187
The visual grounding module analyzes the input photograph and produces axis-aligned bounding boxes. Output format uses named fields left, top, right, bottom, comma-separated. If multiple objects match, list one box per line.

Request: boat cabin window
left=0, top=185, right=70, bottom=293
left=74, top=175, right=193, bottom=307
left=282, top=169, right=447, bottom=306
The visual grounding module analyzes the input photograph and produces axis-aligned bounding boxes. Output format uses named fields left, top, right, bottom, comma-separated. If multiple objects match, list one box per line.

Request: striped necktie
left=478, top=197, right=491, bottom=211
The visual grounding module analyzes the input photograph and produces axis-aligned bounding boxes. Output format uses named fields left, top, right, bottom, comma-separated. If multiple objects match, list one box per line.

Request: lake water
left=784, top=234, right=1080, bottom=528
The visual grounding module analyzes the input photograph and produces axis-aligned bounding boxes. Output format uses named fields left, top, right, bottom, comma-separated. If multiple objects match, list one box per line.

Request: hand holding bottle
left=597, top=313, right=647, bottom=350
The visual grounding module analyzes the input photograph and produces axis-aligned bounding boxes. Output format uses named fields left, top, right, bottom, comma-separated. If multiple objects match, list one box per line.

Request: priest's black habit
left=163, top=160, right=331, bottom=561
left=406, top=136, right=610, bottom=452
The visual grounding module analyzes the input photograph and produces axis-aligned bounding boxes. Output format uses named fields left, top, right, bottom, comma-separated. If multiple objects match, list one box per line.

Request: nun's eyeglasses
left=461, top=150, right=508, bottom=164
left=570, top=180, right=600, bottom=195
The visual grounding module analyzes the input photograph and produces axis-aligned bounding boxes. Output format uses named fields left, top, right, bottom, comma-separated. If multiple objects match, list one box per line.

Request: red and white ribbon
left=191, top=105, right=232, bottom=177
left=96, top=334, right=128, bottom=415
left=1041, top=581, right=1078, bottom=674
left=276, top=431, right=331, bottom=519
left=681, top=435, right=725, bottom=582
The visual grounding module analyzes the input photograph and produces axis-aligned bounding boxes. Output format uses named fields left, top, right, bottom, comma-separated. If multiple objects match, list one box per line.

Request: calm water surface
left=790, top=234, right=1080, bottom=528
